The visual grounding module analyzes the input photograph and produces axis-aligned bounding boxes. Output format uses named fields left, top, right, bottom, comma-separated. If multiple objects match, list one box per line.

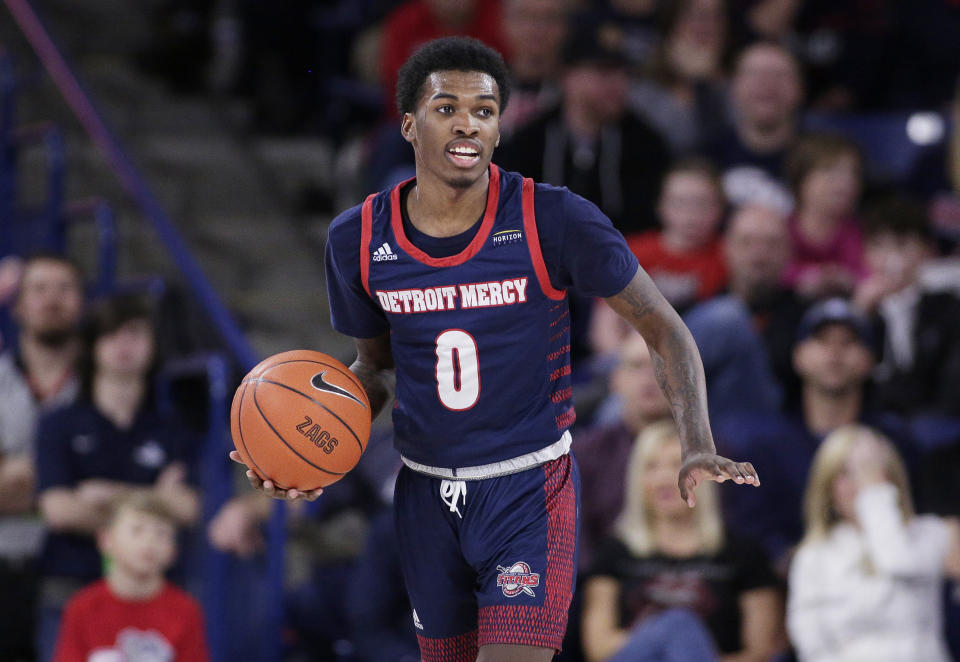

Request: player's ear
left=401, top=113, right=416, bottom=144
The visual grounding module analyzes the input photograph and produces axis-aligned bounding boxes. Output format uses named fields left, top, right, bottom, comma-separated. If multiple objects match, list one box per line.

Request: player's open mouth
left=446, top=142, right=481, bottom=167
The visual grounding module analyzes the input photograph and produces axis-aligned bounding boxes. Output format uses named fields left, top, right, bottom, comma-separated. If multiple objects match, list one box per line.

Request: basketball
left=230, top=350, right=371, bottom=491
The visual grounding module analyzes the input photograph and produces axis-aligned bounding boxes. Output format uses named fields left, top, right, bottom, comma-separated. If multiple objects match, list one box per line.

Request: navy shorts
left=394, top=453, right=580, bottom=662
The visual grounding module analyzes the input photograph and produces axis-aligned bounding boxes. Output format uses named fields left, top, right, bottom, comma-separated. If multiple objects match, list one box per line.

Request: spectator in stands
left=713, top=297, right=912, bottom=567
left=590, top=160, right=731, bottom=370
left=347, top=509, right=419, bottom=662
left=497, top=18, right=670, bottom=235
left=0, top=253, right=83, bottom=662
left=582, top=421, right=784, bottom=662
left=625, top=158, right=728, bottom=313
left=784, top=133, right=866, bottom=299
left=703, top=40, right=802, bottom=214
left=209, top=491, right=367, bottom=660
left=498, top=18, right=671, bottom=363
left=210, top=430, right=396, bottom=660
left=595, top=0, right=661, bottom=69
left=35, top=294, right=199, bottom=662
left=498, top=0, right=570, bottom=136
left=852, top=197, right=960, bottom=416
left=732, top=0, right=894, bottom=111
left=787, top=424, right=960, bottom=662
left=684, top=203, right=804, bottom=417
left=379, top=0, right=508, bottom=117
left=53, top=493, right=209, bottom=662
left=367, top=0, right=511, bottom=189
left=575, top=333, right=671, bottom=570
left=630, top=0, right=730, bottom=155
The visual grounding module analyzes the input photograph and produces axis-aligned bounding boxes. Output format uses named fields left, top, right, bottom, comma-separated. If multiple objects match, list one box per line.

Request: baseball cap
left=561, top=19, right=627, bottom=68
left=795, top=298, right=874, bottom=349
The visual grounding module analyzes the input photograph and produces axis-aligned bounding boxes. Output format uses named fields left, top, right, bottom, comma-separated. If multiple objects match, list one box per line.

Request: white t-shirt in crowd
left=788, top=483, right=953, bottom=662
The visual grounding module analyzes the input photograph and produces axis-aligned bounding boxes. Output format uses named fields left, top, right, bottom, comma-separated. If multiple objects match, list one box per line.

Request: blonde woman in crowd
left=787, top=424, right=960, bottom=662
left=582, top=421, right=784, bottom=662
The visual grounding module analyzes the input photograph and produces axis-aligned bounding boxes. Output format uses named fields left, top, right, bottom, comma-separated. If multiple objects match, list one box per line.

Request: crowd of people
left=2, top=0, right=960, bottom=661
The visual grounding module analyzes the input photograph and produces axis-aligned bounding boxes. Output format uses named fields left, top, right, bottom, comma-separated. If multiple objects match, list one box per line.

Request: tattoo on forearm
left=611, top=277, right=655, bottom=325
left=649, top=327, right=715, bottom=457
left=650, top=332, right=716, bottom=460
left=608, top=272, right=716, bottom=459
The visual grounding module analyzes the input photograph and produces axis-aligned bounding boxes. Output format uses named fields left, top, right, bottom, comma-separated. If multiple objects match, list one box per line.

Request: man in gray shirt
left=0, top=253, right=83, bottom=661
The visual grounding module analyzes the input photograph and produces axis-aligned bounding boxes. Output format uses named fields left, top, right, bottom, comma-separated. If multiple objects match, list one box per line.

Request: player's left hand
left=678, top=453, right=759, bottom=508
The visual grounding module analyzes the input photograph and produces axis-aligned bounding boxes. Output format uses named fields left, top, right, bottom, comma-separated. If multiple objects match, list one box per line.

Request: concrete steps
left=3, top=16, right=350, bottom=363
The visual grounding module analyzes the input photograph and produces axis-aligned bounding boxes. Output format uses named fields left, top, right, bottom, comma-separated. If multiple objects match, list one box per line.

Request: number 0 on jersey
left=435, top=329, right=480, bottom=410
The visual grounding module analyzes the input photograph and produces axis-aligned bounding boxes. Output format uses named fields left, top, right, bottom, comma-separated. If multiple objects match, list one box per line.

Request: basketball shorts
left=394, top=453, right=580, bottom=662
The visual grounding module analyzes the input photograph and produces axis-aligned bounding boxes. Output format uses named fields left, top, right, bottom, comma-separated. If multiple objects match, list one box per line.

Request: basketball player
left=232, top=37, right=759, bottom=662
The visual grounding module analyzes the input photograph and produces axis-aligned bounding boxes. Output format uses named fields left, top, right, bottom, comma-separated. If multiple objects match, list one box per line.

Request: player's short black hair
left=395, top=37, right=510, bottom=117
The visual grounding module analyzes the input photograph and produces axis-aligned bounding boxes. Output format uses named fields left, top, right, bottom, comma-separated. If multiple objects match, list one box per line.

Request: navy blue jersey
left=35, top=401, right=196, bottom=581
left=326, top=165, right=638, bottom=469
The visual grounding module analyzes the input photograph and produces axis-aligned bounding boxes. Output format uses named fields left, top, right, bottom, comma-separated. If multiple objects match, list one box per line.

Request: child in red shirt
left=626, top=157, right=728, bottom=312
left=53, top=493, right=209, bottom=662
left=592, top=159, right=728, bottom=357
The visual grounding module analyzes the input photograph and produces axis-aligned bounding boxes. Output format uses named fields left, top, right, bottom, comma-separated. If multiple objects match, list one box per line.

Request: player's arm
left=605, top=266, right=759, bottom=506
left=349, top=332, right=395, bottom=420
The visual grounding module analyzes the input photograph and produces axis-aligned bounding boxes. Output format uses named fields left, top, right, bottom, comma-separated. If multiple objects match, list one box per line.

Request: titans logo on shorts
left=395, top=454, right=579, bottom=660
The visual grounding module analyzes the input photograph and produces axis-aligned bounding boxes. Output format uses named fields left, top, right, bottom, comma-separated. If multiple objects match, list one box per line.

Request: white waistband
left=401, top=430, right=572, bottom=480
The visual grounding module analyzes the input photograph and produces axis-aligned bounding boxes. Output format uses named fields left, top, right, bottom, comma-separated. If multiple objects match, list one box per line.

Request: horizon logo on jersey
left=496, top=561, right=541, bottom=597
left=375, top=278, right=529, bottom=314
left=372, top=242, right=398, bottom=262
left=492, top=229, right=523, bottom=246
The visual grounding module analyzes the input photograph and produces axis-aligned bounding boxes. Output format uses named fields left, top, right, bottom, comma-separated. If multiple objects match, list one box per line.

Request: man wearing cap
left=713, top=297, right=915, bottom=570
left=496, top=17, right=670, bottom=236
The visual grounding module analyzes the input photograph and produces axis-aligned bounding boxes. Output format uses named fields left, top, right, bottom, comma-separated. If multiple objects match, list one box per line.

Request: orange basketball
left=230, top=350, right=371, bottom=490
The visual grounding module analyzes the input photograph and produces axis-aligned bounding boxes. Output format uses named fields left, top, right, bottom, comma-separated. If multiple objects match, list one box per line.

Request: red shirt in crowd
left=54, top=580, right=209, bottom=662
left=626, top=232, right=727, bottom=310
left=379, top=0, right=509, bottom=115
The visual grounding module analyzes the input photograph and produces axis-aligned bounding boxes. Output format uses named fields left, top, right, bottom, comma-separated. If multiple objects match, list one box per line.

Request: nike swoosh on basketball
left=311, top=371, right=366, bottom=408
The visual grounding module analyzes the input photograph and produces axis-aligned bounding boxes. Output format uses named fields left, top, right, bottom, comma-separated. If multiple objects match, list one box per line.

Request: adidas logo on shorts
left=412, top=609, right=424, bottom=630
left=372, top=242, right=398, bottom=262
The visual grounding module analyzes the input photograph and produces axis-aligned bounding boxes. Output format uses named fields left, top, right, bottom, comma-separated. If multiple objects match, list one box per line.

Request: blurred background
left=1, top=0, right=959, bottom=661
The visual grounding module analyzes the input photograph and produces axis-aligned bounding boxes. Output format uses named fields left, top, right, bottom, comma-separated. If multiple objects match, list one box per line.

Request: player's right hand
left=228, top=450, right=323, bottom=502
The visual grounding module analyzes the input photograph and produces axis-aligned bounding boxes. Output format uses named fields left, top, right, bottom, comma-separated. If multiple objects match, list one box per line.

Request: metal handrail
left=63, top=196, right=117, bottom=294
left=2, top=0, right=259, bottom=371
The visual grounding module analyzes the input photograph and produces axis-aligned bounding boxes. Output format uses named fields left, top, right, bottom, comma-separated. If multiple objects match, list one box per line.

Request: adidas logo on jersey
left=412, top=610, right=424, bottom=630
left=372, top=242, right=398, bottom=261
